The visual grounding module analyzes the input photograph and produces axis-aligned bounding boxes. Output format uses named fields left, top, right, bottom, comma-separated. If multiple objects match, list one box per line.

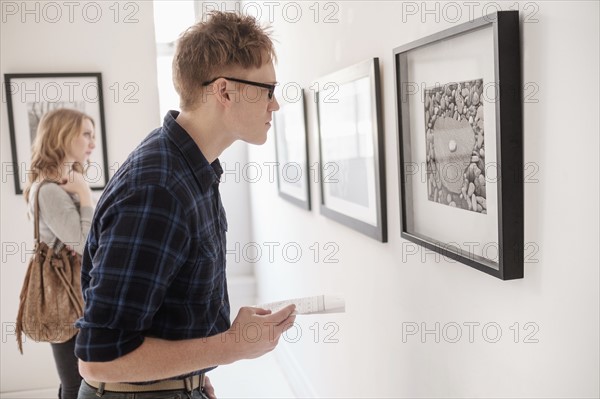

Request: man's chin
left=244, top=134, right=268, bottom=146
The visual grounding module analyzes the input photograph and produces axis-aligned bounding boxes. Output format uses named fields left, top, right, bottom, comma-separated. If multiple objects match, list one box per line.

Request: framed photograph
left=393, top=11, right=523, bottom=279
left=315, top=58, right=387, bottom=242
left=274, top=89, right=311, bottom=210
left=4, top=73, right=109, bottom=194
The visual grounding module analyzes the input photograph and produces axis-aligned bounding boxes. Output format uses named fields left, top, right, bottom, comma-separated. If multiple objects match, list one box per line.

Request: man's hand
left=202, top=375, right=216, bottom=399
left=220, top=304, right=296, bottom=363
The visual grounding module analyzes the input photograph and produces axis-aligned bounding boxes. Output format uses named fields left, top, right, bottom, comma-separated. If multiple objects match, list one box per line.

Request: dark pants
left=50, top=335, right=82, bottom=399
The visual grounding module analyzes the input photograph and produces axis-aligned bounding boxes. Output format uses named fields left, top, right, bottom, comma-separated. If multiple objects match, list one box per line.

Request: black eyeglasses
left=202, top=76, right=277, bottom=100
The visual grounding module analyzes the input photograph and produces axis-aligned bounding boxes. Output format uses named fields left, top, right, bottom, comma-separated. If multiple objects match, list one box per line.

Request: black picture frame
left=4, top=72, right=109, bottom=194
left=315, top=58, right=387, bottom=242
left=273, top=89, right=311, bottom=210
left=393, top=11, right=523, bottom=280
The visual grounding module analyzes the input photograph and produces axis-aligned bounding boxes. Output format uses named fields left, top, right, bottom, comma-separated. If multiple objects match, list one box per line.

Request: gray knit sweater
left=28, top=182, right=94, bottom=255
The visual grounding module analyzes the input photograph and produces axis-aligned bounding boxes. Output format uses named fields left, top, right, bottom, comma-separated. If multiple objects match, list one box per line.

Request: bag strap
left=33, top=180, right=63, bottom=249
left=33, top=180, right=49, bottom=246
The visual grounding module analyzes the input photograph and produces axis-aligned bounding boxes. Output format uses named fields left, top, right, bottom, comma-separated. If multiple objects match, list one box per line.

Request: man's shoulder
left=116, top=128, right=186, bottom=184
left=134, top=127, right=180, bottom=166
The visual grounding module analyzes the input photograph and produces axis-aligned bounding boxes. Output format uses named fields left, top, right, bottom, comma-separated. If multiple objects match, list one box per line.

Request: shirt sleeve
left=37, top=183, right=93, bottom=255
left=75, top=185, right=190, bottom=362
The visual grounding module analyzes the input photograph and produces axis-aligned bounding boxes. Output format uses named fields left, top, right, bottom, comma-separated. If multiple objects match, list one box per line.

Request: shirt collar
left=162, top=110, right=222, bottom=193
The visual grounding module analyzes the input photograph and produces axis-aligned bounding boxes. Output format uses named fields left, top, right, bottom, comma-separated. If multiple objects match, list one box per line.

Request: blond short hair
left=172, top=11, right=276, bottom=110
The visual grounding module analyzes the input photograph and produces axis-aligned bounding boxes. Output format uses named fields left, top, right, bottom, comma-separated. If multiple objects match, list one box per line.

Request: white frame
left=315, top=58, right=387, bottom=242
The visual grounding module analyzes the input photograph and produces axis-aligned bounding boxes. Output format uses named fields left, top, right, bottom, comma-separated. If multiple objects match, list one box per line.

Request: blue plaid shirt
left=75, top=111, right=230, bottom=376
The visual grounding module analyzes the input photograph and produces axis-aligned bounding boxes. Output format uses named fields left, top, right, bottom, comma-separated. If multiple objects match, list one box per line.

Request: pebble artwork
left=424, top=79, right=487, bottom=214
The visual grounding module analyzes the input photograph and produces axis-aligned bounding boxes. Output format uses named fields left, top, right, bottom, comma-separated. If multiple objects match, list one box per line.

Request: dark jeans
left=50, top=335, right=82, bottom=399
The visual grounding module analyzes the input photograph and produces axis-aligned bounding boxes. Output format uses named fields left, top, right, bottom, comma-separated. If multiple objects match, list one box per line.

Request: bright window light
left=153, top=1, right=195, bottom=44
left=153, top=1, right=196, bottom=117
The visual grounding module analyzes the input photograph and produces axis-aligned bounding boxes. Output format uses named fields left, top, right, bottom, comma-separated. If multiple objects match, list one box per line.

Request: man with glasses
left=75, top=11, right=295, bottom=399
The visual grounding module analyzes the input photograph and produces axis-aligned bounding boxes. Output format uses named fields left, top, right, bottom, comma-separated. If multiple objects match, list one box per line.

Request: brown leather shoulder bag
left=16, top=181, right=84, bottom=353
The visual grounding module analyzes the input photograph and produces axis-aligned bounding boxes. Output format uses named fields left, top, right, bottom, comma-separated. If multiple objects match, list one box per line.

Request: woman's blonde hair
left=172, top=11, right=276, bottom=111
left=23, top=108, right=94, bottom=203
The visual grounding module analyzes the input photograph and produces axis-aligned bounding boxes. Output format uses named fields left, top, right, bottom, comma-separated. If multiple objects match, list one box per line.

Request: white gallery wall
left=0, top=1, right=161, bottom=392
left=246, top=1, right=600, bottom=398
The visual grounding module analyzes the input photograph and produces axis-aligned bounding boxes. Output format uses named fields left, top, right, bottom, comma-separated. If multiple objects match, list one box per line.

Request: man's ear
left=214, top=79, right=233, bottom=107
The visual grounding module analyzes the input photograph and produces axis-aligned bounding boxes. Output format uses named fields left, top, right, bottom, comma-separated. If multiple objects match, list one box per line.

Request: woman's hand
left=59, top=170, right=93, bottom=207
